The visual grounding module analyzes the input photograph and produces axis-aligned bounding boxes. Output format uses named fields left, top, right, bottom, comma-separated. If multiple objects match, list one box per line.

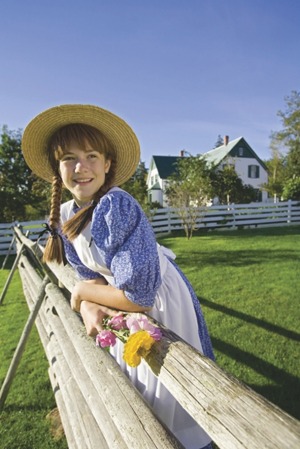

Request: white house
left=147, top=136, right=269, bottom=206
left=147, top=155, right=180, bottom=207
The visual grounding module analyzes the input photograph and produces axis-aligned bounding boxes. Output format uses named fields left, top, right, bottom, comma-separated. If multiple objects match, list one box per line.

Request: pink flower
left=126, top=314, right=162, bottom=341
left=147, top=326, right=162, bottom=341
left=108, top=313, right=128, bottom=331
left=96, top=330, right=117, bottom=348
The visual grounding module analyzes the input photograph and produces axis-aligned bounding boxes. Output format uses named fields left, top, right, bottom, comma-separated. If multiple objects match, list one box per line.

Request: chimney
left=180, top=149, right=185, bottom=157
left=224, top=135, right=229, bottom=146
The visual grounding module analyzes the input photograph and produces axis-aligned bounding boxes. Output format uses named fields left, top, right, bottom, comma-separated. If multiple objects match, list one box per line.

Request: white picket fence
left=150, top=199, right=300, bottom=234
left=0, top=220, right=49, bottom=258
left=1, top=200, right=300, bottom=256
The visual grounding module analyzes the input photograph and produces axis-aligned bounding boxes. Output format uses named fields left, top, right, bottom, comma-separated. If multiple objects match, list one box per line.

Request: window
left=248, top=165, right=260, bottom=178
left=238, top=147, right=244, bottom=156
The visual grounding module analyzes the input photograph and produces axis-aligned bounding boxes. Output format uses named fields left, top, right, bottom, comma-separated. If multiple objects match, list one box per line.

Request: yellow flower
left=123, top=330, right=155, bottom=368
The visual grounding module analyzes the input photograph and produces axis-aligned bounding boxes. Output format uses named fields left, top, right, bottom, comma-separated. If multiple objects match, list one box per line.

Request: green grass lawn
left=0, top=258, right=68, bottom=449
left=158, top=225, right=300, bottom=420
left=0, top=225, right=299, bottom=448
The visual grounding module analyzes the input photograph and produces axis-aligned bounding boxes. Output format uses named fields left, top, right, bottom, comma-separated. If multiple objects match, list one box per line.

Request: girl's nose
left=74, top=159, right=88, bottom=172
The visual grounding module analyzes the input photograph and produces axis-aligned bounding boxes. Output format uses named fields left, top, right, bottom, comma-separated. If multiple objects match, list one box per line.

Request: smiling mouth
left=74, top=178, right=93, bottom=185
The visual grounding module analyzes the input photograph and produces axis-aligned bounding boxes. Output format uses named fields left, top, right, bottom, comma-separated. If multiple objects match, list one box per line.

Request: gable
left=228, top=138, right=267, bottom=169
left=203, top=137, right=267, bottom=170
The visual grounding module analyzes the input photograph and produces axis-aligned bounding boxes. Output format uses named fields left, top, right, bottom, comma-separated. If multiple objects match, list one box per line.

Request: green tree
left=282, top=176, right=300, bottom=201
left=262, top=137, right=286, bottom=202
left=211, top=164, right=258, bottom=204
left=238, top=184, right=258, bottom=203
left=214, top=134, right=224, bottom=148
left=0, top=126, right=34, bottom=221
left=166, top=155, right=213, bottom=238
left=121, top=161, right=153, bottom=216
left=211, top=165, right=243, bottom=204
left=274, top=90, right=300, bottom=178
left=0, top=126, right=56, bottom=222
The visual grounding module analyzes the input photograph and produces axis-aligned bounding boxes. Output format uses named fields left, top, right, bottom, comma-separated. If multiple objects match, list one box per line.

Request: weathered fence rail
left=1, top=200, right=299, bottom=256
left=1, top=227, right=300, bottom=449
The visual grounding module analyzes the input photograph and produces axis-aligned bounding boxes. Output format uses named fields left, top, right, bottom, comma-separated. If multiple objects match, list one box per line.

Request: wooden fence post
left=0, top=276, right=50, bottom=410
left=1, top=235, right=16, bottom=270
left=0, top=243, right=26, bottom=306
left=287, top=199, right=292, bottom=224
left=167, top=208, right=172, bottom=233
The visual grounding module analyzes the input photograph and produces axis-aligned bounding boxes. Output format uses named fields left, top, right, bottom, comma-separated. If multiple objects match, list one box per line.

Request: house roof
left=150, top=137, right=267, bottom=180
left=203, top=137, right=243, bottom=166
left=152, top=155, right=181, bottom=178
left=203, top=136, right=267, bottom=170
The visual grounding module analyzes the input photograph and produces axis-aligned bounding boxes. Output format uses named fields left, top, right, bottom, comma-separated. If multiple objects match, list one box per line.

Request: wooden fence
left=0, top=227, right=300, bottom=449
left=150, top=200, right=300, bottom=234
left=1, top=200, right=300, bottom=257
left=0, top=220, right=48, bottom=258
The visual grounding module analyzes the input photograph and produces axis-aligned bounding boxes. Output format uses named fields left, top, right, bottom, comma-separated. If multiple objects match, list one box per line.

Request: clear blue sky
left=1, top=0, right=299, bottom=166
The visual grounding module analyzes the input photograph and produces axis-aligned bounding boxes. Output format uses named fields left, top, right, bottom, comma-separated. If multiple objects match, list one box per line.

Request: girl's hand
left=71, top=278, right=107, bottom=312
left=79, top=301, right=119, bottom=336
left=70, top=277, right=152, bottom=315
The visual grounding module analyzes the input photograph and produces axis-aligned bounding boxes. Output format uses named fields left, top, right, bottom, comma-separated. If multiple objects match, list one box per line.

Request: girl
left=22, top=104, right=214, bottom=449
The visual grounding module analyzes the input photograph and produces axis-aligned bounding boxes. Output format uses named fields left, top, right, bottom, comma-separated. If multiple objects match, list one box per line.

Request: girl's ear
left=105, top=159, right=111, bottom=174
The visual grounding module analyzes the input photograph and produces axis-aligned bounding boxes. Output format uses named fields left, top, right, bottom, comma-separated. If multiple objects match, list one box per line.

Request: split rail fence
left=0, top=227, right=300, bottom=449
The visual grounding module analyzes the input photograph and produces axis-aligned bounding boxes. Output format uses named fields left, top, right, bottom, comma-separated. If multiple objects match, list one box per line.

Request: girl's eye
left=61, top=155, right=75, bottom=161
left=88, top=153, right=98, bottom=159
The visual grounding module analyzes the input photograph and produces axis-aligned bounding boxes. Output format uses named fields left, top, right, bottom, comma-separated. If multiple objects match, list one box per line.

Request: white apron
left=61, top=197, right=211, bottom=449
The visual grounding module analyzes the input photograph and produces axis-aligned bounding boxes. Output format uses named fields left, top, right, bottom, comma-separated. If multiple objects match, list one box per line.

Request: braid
left=48, top=175, right=63, bottom=230
left=43, top=176, right=65, bottom=264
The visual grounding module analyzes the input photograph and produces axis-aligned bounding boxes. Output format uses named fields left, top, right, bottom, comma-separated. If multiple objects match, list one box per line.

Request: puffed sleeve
left=91, top=190, right=161, bottom=307
left=62, top=234, right=102, bottom=280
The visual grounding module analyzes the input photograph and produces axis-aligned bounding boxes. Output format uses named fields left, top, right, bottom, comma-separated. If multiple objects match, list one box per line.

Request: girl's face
left=59, top=143, right=111, bottom=206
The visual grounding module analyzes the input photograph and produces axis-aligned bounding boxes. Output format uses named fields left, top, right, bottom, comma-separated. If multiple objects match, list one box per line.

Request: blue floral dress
left=61, top=187, right=214, bottom=449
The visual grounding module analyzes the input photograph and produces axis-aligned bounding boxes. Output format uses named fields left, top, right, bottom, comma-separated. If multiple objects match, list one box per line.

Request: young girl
left=22, top=104, right=214, bottom=449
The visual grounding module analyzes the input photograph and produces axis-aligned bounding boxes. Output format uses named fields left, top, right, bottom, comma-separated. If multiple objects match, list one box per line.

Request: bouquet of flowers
left=96, top=313, right=162, bottom=373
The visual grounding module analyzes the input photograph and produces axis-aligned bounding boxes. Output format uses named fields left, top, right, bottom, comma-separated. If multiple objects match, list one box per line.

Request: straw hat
left=22, top=104, right=140, bottom=185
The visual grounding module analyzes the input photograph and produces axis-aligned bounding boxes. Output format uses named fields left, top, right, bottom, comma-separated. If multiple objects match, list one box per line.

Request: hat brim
left=22, top=104, right=140, bottom=186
